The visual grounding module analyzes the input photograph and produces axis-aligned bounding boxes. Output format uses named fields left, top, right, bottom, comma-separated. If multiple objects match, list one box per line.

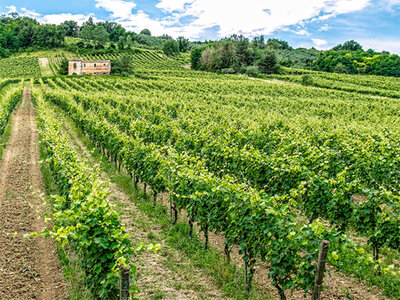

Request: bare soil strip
left=0, top=86, right=66, bottom=300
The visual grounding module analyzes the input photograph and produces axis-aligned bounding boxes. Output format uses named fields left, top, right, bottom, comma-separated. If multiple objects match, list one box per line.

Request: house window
left=83, top=63, right=86, bottom=67
left=94, top=72, right=97, bottom=75
left=73, top=63, right=77, bottom=69
left=94, top=63, right=97, bottom=67
left=103, top=63, right=106, bottom=66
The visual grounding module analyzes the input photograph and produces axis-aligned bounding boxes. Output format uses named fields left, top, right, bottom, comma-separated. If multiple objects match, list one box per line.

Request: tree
left=118, top=36, right=126, bottom=49
left=126, top=35, right=133, bottom=48
left=61, top=20, right=79, bottom=37
left=33, top=24, right=66, bottom=48
left=15, top=17, right=38, bottom=47
left=266, top=38, right=290, bottom=50
left=334, top=62, right=348, bottom=73
left=191, top=47, right=204, bottom=70
left=140, top=29, right=151, bottom=36
left=59, top=58, right=69, bottom=75
left=83, top=17, right=95, bottom=27
left=80, top=25, right=94, bottom=41
left=111, top=54, right=133, bottom=76
left=333, top=40, right=363, bottom=51
left=252, top=36, right=265, bottom=49
left=257, top=50, right=279, bottom=74
left=98, top=21, right=126, bottom=42
left=92, top=26, right=109, bottom=45
left=163, top=39, right=179, bottom=56
left=177, top=36, right=189, bottom=52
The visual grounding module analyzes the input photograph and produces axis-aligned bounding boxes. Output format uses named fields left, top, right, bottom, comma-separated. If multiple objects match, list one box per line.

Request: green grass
left=0, top=103, right=15, bottom=161
left=332, top=243, right=400, bottom=298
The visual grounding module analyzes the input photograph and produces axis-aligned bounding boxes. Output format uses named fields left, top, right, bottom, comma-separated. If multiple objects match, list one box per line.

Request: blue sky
left=1, top=0, right=399, bottom=53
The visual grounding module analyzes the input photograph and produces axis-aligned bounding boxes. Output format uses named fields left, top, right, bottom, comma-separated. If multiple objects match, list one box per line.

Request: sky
left=1, top=0, right=400, bottom=53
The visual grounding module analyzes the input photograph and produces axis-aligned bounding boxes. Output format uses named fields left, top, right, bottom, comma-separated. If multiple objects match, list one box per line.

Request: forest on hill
left=1, top=13, right=400, bottom=77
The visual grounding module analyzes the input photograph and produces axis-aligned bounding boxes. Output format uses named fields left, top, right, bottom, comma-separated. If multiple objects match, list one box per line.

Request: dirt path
left=50, top=104, right=225, bottom=299
left=38, top=58, right=53, bottom=77
left=0, top=86, right=66, bottom=299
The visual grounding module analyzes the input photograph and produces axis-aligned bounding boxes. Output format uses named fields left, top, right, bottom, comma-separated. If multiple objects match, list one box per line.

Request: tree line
left=190, top=36, right=319, bottom=76
left=0, top=13, right=194, bottom=58
left=1, top=13, right=399, bottom=77
left=313, top=40, right=400, bottom=77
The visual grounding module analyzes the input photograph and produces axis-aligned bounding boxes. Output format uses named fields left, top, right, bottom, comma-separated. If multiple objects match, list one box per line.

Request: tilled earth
left=0, top=86, right=66, bottom=299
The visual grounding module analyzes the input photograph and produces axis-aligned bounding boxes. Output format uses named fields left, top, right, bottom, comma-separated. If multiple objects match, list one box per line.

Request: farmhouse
left=68, top=58, right=111, bottom=76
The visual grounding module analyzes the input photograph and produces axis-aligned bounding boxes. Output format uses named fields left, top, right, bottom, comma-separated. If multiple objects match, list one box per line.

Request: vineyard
left=0, top=57, right=41, bottom=78
left=0, top=51, right=399, bottom=299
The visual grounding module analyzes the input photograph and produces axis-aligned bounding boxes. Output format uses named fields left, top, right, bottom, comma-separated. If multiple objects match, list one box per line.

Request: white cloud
left=152, top=0, right=371, bottom=38
left=325, top=0, right=370, bottom=14
left=292, top=29, right=310, bottom=35
left=358, top=39, right=400, bottom=54
left=2, top=6, right=95, bottom=25
left=378, top=0, right=400, bottom=12
left=156, top=0, right=189, bottom=13
left=3, top=0, right=373, bottom=41
left=312, top=38, right=329, bottom=49
left=5, top=5, right=17, bottom=13
left=40, top=13, right=98, bottom=25
left=21, top=7, right=41, bottom=18
left=319, top=24, right=329, bottom=31
left=95, top=0, right=136, bottom=20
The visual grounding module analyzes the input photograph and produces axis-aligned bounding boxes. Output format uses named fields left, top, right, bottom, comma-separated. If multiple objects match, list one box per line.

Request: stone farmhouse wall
left=68, top=59, right=111, bottom=76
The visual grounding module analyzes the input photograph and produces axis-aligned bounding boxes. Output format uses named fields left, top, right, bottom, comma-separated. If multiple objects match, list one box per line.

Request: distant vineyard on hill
left=0, top=57, right=41, bottom=78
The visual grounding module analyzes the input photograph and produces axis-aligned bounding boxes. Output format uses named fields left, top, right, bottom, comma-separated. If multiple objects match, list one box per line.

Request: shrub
left=163, top=39, right=180, bottom=56
left=191, top=47, right=204, bottom=70
left=221, top=67, right=236, bottom=74
left=257, top=50, right=279, bottom=74
left=246, top=65, right=260, bottom=77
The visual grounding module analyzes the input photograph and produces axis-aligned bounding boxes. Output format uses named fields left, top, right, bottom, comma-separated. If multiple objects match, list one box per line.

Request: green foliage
left=61, top=20, right=79, bottom=37
left=190, top=47, right=204, bottom=70
left=40, top=70, right=400, bottom=297
left=334, top=62, right=348, bottom=73
left=140, top=29, right=151, bottom=36
left=58, top=58, right=69, bottom=76
left=117, top=36, right=126, bottom=49
left=245, top=65, right=260, bottom=77
left=33, top=88, right=143, bottom=299
left=177, top=36, right=189, bottom=52
left=195, top=37, right=280, bottom=75
left=313, top=48, right=400, bottom=77
left=257, top=50, right=279, bottom=74
left=0, top=85, right=22, bottom=135
left=0, top=57, right=41, bottom=78
left=162, top=39, right=180, bottom=56
left=92, top=26, right=109, bottom=45
left=40, top=77, right=342, bottom=298
left=266, top=38, right=291, bottom=50
left=333, top=40, right=363, bottom=51
left=111, top=54, right=134, bottom=75
left=80, top=25, right=94, bottom=41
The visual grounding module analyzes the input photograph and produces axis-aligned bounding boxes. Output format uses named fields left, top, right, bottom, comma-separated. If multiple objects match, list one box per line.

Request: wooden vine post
left=311, top=240, right=329, bottom=300
left=119, top=265, right=130, bottom=300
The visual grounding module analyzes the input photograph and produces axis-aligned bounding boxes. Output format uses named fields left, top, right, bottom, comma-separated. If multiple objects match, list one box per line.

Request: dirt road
left=0, top=86, right=66, bottom=299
